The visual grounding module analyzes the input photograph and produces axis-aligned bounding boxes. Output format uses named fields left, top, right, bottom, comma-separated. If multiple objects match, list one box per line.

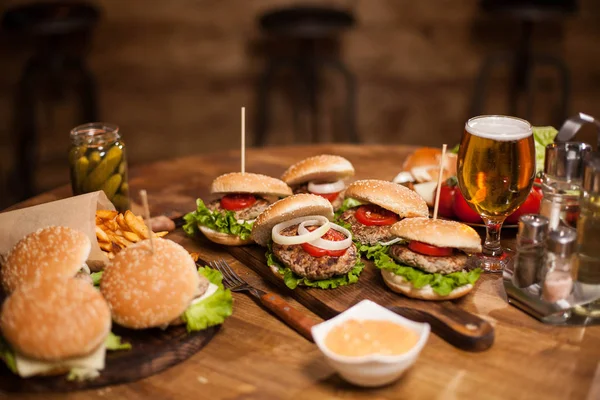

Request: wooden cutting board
left=228, top=245, right=494, bottom=352
left=0, top=324, right=219, bottom=392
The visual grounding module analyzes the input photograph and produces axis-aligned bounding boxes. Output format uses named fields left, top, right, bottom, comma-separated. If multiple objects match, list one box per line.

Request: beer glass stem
left=482, top=216, right=504, bottom=257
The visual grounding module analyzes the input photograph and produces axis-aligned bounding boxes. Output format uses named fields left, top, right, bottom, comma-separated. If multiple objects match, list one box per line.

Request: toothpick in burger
left=376, top=218, right=482, bottom=300
left=251, top=194, right=364, bottom=290
left=281, top=155, right=354, bottom=210
left=183, top=172, right=293, bottom=246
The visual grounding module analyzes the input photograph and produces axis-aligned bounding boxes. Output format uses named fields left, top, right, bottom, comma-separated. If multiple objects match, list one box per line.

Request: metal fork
left=210, top=259, right=317, bottom=341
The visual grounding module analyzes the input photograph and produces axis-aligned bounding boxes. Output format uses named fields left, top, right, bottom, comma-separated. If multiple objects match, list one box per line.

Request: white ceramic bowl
left=311, top=300, right=430, bottom=387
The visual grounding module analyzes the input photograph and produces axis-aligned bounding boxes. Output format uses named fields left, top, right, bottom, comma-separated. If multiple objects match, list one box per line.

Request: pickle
left=119, top=182, right=129, bottom=195
left=83, top=146, right=123, bottom=192
left=88, top=151, right=102, bottom=170
left=69, top=146, right=87, bottom=165
left=101, top=174, right=122, bottom=199
left=74, top=156, right=90, bottom=189
left=112, top=194, right=130, bottom=212
left=118, top=161, right=127, bottom=175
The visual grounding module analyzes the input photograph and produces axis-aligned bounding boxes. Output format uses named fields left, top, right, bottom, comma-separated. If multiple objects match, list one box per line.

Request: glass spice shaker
left=512, top=214, right=548, bottom=288
left=539, top=142, right=591, bottom=230
left=542, top=226, right=576, bottom=304
left=69, top=123, right=130, bottom=212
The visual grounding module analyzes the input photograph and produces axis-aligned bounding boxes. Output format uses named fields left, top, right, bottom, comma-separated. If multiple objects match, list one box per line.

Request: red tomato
left=408, top=241, right=454, bottom=257
left=220, top=193, right=257, bottom=211
left=301, top=228, right=347, bottom=257
left=310, top=191, right=341, bottom=203
left=452, top=190, right=483, bottom=224
left=505, top=188, right=542, bottom=224
left=354, top=205, right=399, bottom=226
left=438, top=184, right=456, bottom=219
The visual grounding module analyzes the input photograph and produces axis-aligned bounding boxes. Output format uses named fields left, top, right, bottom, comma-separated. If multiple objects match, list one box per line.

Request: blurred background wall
left=1, top=0, right=599, bottom=208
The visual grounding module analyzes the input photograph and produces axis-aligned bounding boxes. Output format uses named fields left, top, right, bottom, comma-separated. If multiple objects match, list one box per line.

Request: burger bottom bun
left=199, top=226, right=253, bottom=246
left=381, top=269, right=473, bottom=300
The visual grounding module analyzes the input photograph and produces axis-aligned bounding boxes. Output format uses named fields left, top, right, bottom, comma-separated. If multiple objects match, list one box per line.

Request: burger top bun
left=251, top=194, right=334, bottom=246
left=199, top=226, right=253, bottom=246
left=344, top=180, right=428, bottom=218
left=402, top=147, right=457, bottom=182
left=281, top=155, right=355, bottom=186
left=391, top=217, right=482, bottom=254
left=210, top=172, right=293, bottom=198
left=0, top=279, right=111, bottom=361
left=1, top=226, right=91, bottom=294
left=381, top=269, right=473, bottom=300
left=100, top=238, right=200, bottom=329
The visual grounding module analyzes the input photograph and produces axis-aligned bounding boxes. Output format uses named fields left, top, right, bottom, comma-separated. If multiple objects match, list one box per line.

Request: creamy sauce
left=325, top=319, right=419, bottom=357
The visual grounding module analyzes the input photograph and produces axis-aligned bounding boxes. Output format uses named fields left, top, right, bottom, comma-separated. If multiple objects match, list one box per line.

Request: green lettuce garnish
left=355, top=242, right=391, bottom=260
left=91, top=271, right=103, bottom=287
left=533, top=126, right=558, bottom=173
left=183, top=199, right=253, bottom=240
left=182, top=266, right=233, bottom=332
left=105, top=332, right=131, bottom=351
left=266, top=244, right=365, bottom=290
left=0, top=336, right=17, bottom=374
left=371, top=246, right=481, bottom=297
left=335, top=197, right=363, bottom=217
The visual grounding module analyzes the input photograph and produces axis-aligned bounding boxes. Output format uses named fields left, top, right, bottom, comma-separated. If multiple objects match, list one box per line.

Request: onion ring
left=378, top=238, right=403, bottom=246
left=308, top=180, right=345, bottom=194
left=272, top=216, right=331, bottom=245
left=298, top=221, right=352, bottom=251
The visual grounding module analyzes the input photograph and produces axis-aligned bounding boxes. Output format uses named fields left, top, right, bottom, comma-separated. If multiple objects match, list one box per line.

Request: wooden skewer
left=139, top=189, right=155, bottom=253
left=241, top=106, right=246, bottom=174
left=432, top=144, right=448, bottom=220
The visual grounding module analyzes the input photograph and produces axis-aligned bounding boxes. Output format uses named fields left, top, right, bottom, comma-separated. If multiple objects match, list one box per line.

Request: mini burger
left=251, top=194, right=363, bottom=290
left=183, top=172, right=293, bottom=246
left=1, top=226, right=93, bottom=294
left=0, top=279, right=112, bottom=379
left=337, top=180, right=429, bottom=251
left=100, top=238, right=232, bottom=331
left=281, top=155, right=354, bottom=210
left=376, top=218, right=482, bottom=300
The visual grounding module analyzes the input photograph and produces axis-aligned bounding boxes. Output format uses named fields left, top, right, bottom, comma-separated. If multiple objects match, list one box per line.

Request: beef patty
left=272, top=225, right=358, bottom=280
left=389, top=244, right=468, bottom=274
left=293, top=184, right=344, bottom=210
left=207, top=197, right=270, bottom=220
left=339, top=208, right=396, bottom=246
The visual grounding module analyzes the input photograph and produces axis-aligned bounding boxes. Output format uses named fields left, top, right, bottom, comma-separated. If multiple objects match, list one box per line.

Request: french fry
left=99, top=241, right=113, bottom=252
left=154, top=231, right=168, bottom=238
left=97, top=210, right=118, bottom=220
left=105, top=219, right=119, bottom=232
left=125, top=210, right=150, bottom=239
left=108, top=232, right=134, bottom=248
left=96, top=226, right=110, bottom=243
left=122, top=231, right=142, bottom=242
left=189, top=252, right=200, bottom=262
left=116, top=213, right=129, bottom=232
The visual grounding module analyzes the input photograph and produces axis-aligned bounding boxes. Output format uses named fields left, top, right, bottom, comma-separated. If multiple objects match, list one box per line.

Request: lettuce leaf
left=91, top=271, right=103, bottom=287
left=0, top=336, right=16, bottom=374
left=266, top=245, right=365, bottom=290
left=533, top=126, right=558, bottom=173
left=355, top=242, right=390, bottom=260
left=182, top=266, right=233, bottom=332
left=183, top=199, right=253, bottom=240
left=105, top=332, right=131, bottom=351
left=335, top=197, right=363, bottom=217
left=371, top=246, right=482, bottom=297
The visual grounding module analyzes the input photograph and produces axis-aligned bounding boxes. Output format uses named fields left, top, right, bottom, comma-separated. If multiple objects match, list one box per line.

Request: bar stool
left=471, top=0, right=577, bottom=126
left=255, top=5, right=357, bottom=145
left=2, top=1, right=100, bottom=200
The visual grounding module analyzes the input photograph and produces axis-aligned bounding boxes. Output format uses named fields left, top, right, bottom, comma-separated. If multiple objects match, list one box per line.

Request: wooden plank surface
left=5, top=144, right=600, bottom=400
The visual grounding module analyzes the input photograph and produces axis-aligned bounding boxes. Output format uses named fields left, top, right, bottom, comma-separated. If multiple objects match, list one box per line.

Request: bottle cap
left=517, top=214, right=549, bottom=244
left=582, top=152, right=600, bottom=194
left=544, top=142, right=592, bottom=182
left=547, top=226, right=577, bottom=257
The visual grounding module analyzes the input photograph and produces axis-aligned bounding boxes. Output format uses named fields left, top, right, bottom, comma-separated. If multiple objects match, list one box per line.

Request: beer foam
left=466, top=116, right=532, bottom=141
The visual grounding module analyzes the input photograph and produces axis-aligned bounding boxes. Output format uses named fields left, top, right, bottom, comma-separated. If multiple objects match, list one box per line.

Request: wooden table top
left=7, top=144, right=600, bottom=400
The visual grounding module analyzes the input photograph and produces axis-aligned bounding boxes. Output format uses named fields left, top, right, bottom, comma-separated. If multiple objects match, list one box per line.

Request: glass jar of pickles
left=69, top=123, right=130, bottom=212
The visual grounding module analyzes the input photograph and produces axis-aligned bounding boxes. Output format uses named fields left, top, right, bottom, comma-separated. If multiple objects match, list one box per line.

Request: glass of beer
left=457, top=115, right=535, bottom=272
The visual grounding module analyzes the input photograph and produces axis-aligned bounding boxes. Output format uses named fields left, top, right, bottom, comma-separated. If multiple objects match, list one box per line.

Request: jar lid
left=517, top=214, right=549, bottom=244
left=582, top=152, right=600, bottom=193
left=547, top=226, right=577, bottom=257
left=544, top=142, right=592, bottom=182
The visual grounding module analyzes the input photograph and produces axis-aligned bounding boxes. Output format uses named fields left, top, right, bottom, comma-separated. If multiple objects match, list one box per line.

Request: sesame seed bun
left=100, top=238, right=200, bottom=329
left=251, top=194, right=334, bottom=247
left=281, top=155, right=355, bottom=186
left=0, top=279, right=111, bottom=361
left=1, top=226, right=91, bottom=294
left=198, top=226, right=253, bottom=246
left=211, top=172, right=293, bottom=198
left=390, top=217, right=482, bottom=254
left=344, top=180, right=429, bottom=218
left=381, top=269, right=473, bottom=300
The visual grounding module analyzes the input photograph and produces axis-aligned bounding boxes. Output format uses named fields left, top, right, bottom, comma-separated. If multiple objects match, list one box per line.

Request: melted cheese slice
left=191, top=283, right=218, bottom=305
left=14, top=341, right=106, bottom=378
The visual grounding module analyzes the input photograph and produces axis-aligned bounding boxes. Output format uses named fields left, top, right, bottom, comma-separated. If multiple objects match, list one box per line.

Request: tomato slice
left=301, top=227, right=348, bottom=257
left=220, top=193, right=257, bottom=211
left=310, top=191, right=341, bottom=203
left=408, top=241, right=454, bottom=257
left=354, top=205, right=399, bottom=226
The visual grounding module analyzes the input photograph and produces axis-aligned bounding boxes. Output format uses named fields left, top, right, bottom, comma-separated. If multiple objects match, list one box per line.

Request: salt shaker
left=539, top=142, right=591, bottom=230
left=512, top=214, right=548, bottom=288
left=542, top=226, right=576, bottom=303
